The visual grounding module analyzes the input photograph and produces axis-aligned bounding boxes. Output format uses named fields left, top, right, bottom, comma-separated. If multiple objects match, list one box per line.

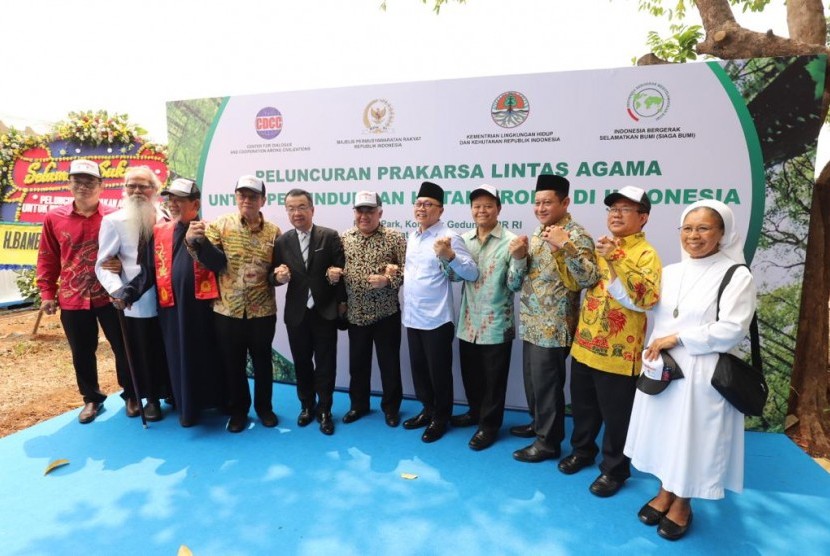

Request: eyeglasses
left=69, top=178, right=100, bottom=189
left=286, top=205, right=311, bottom=213
left=679, top=225, right=718, bottom=234
left=606, top=207, right=643, bottom=215
left=125, top=183, right=155, bottom=191
left=414, top=201, right=440, bottom=209
left=236, top=191, right=263, bottom=201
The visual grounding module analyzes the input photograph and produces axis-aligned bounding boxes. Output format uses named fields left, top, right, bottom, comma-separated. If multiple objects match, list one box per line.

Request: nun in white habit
left=623, top=199, right=757, bottom=541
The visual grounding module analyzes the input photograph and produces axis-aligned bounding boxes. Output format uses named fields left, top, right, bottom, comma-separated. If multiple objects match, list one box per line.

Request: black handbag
left=710, top=264, right=768, bottom=416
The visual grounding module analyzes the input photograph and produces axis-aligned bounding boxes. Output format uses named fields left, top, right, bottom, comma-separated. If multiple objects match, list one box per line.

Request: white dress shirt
left=95, top=205, right=167, bottom=318
left=402, top=220, right=478, bottom=330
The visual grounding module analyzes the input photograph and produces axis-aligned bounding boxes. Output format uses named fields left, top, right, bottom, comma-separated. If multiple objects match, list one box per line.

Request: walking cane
left=116, top=309, right=148, bottom=429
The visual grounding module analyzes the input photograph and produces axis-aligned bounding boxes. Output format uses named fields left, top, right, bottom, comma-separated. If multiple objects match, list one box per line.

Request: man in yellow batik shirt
left=557, top=186, right=662, bottom=498
left=186, top=175, right=281, bottom=433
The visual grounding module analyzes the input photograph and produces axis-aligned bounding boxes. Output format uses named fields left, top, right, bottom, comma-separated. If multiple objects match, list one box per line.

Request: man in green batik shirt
left=450, top=184, right=524, bottom=451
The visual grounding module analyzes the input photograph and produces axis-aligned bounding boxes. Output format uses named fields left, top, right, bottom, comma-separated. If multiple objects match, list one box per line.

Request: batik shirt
left=457, top=223, right=523, bottom=345
left=512, top=214, right=599, bottom=348
left=569, top=231, right=661, bottom=376
left=341, top=224, right=406, bottom=326
left=37, top=202, right=114, bottom=310
left=201, top=212, right=281, bottom=319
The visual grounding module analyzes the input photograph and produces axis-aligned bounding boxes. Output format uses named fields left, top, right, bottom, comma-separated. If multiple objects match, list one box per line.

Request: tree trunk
left=789, top=161, right=830, bottom=456
left=787, top=0, right=826, bottom=45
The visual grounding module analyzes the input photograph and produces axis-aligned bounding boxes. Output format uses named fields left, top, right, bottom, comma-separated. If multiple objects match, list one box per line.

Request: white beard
left=123, top=195, right=157, bottom=246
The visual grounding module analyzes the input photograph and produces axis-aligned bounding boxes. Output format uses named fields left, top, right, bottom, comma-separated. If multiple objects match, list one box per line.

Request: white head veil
left=679, top=200, right=746, bottom=264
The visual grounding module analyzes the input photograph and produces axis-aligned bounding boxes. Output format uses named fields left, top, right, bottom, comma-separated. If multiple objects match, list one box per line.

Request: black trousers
left=122, top=316, right=170, bottom=402
left=406, top=322, right=455, bottom=423
left=214, top=313, right=276, bottom=418
left=521, top=341, right=568, bottom=450
left=458, top=339, right=512, bottom=430
left=347, top=312, right=403, bottom=415
left=287, top=308, right=337, bottom=414
left=60, top=305, right=130, bottom=404
left=569, top=358, right=639, bottom=480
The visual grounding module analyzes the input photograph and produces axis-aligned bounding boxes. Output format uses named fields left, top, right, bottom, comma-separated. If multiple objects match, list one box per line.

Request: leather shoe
left=450, top=412, right=478, bottom=428
left=638, top=500, right=669, bottom=526
left=125, top=398, right=141, bottom=418
left=468, top=428, right=497, bottom=451
left=258, top=410, right=278, bottom=428
left=78, top=402, right=102, bottom=424
left=589, top=474, right=625, bottom=498
left=513, top=441, right=560, bottom=463
left=558, top=454, right=595, bottom=475
left=144, top=401, right=163, bottom=422
left=342, top=409, right=368, bottom=424
left=403, top=412, right=431, bottom=430
left=179, top=415, right=196, bottom=428
left=509, top=423, right=535, bottom=438
left=227, top=414, right=248, bottom=433
left=421, top=421, right=447, bottom=443
left=319, top=413, right=335, bottom=435
left=658, top=511, right=693, bottom=541
left=384, top=413, right=400, bottom=428
left=297, top=408, right=315, bottom=427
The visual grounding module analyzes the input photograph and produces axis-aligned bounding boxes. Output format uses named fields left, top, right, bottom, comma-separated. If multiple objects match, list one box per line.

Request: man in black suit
left=274, top=188, right=346, bottom=435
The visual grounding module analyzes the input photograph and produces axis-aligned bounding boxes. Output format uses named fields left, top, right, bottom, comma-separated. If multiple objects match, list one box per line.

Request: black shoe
left=258, top=410, right=278, bottom=428
left=319, top=413, right=335, bottom=435
left=513, top=441, right=560, bottom=463
left=297, top=408, right=315, bottom=427
left=342, top=409, right=368, bottom=424
left=125, top=398, right=141, bottom=418
left=658, top=511, right=693, bottom=541
left=450, top=412, right=478, bottom=428
left=179, top=415, right=196, bottom=428
left=227, top=414, right=248, bottom=433
left=468, top=428, right=497, bottom=451
left=558, top=454, right=595, bottom=475
left=509, top=423, right=535, bottom=438
left=403, top=412, right=431, bottom=430
left=638, top=500, right=669, bottom=526
left=589, top=474, right=625, bottom=498
left=384, top=413, right=400, bottom=428
left=421, top=421, right=447, bottom=443
left=144, top=402, right=163, bottom=422
left=78, top=402, right=103, bottom=424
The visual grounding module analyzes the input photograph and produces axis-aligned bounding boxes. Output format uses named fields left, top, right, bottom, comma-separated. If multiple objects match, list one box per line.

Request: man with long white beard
left=111, top=179, right=223, bottom=427
left=95, top=166, right=171, bottom=421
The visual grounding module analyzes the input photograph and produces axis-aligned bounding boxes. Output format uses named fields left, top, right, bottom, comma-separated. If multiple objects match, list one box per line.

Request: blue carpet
left=1, top=383, right=829, bottom=555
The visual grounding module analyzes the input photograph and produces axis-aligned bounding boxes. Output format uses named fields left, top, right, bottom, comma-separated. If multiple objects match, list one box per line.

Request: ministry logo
left=627, top=83, right=670, bottom=121
left=363, top=99, right=394, bottom=133
left=491, top=91, right=529, bottom=128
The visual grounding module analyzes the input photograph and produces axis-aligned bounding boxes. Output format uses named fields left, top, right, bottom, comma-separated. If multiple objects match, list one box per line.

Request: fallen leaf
left=44, top=459, right=69, bottom=476
left=400, top=473, right=418, bottom=480
left=178, top=545, right=193, bottom=556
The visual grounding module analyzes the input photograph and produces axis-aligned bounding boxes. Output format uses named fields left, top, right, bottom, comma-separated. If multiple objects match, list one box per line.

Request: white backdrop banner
left=167, top=56, right=822, bottom=423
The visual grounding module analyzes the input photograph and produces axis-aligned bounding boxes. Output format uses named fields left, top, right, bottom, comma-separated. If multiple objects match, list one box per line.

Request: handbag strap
left=716, top=264, right=762, bottom=372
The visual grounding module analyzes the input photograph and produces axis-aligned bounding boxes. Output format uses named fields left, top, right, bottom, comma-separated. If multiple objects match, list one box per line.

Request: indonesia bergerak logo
left=255, top=107, right=283, bottom=140
left=491, top=91, right=530, bottom=128
left=363, top=99, right=394, bottom=133
left=627, top=83, right=670, bottom=121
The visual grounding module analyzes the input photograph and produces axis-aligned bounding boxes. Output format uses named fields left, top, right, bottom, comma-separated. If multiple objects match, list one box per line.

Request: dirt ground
left=2, top=306, right=829, bottom=473
left=0, top=307, right=121, bottom=437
